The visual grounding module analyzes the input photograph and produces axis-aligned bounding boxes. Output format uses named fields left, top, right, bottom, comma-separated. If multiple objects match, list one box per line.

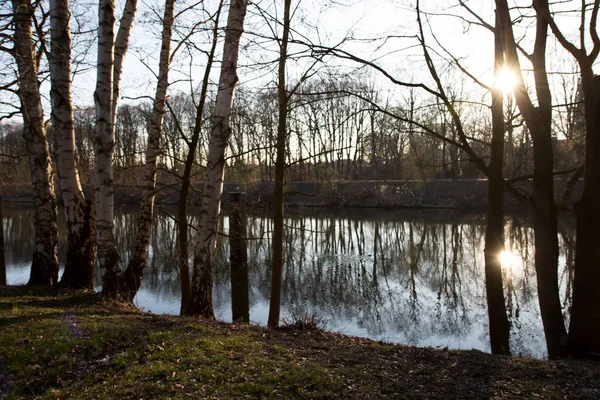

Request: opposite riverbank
left=0, top=286, right=598, bottom=399
left=0, top=179, right=582, bottom=211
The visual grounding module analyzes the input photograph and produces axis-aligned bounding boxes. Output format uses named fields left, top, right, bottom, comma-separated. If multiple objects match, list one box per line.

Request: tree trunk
left=496, top=0, right=566, bottom=358
left=484, top=14, right=510, bottom=355
left=530, top=173, right=565, bottom=358
left=179, top=0, right=222, bottom=315
left=567, top=68, right=600, bottom=358
left=0, top=196, right=5, bottom=286
left=268, top=0, right=291, bottom=328
left=12, top=0, right=60, bottom=285
left=49, top=0, right=96, bottom=289
left=111, top=0, right=138, bottom=133
left=229, top=192, right=249, bottom=323
left=108, top=0, right=138, bottom=186
left=536, top=0, right=600, bottom=359
left=95, top=0, right=138, bottom=297
left=188, top=0, right=248, bottom=317
left=121, top=0, right=175, bottom=302
left=95, top=0, right=122, bottom=297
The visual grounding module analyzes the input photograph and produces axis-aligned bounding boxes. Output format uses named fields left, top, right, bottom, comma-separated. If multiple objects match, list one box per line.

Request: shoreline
left=0, top=179, right=582, bottom=212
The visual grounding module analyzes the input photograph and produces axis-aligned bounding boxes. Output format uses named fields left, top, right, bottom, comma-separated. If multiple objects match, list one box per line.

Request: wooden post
left=229, top=192, right=249, bottom=323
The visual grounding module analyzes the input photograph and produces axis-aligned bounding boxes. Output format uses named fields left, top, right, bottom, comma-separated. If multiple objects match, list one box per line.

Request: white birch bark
left=122, top=0, right=175, bottom=301
left=12, top=0, right=60, bottom=285
left=189, top=0, right=248, bottom=317
left=178, top=0, right=223, bottom=315
left=94, top=0, right=139, bottom=296
left=111, top=0, right=138, bottom=134
left=94, top=0, right=120, bottom=288
left=49, top=0, right=96, bottom=289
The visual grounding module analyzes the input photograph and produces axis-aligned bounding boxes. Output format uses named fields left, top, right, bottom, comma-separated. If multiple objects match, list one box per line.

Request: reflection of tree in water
left=2, top=206, right=576, bottom=356
left=242, top=215, right=476, bottom=345
left=559, top=232, right=574, bottom=318
left=2, top=206, right=68, bottom=269
left=146, top=212, right=180, bottom=296
left=432, top=224, right=469, bottom=339
left=2, top=208, right=36, bottom=264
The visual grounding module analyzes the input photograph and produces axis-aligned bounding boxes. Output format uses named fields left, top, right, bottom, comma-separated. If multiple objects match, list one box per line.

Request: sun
left=494, top=68, right=517, bottom=94
left=499, top=250, right=523, bottom=278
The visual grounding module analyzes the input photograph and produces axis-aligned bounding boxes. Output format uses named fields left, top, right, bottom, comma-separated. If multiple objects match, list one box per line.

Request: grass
left=0, top=286, right=599, bottom=399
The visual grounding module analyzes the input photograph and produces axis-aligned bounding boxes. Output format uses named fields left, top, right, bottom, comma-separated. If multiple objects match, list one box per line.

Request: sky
left=0, top=0, right=586, bottom=128
left=69, top=0, right=502, bottom=108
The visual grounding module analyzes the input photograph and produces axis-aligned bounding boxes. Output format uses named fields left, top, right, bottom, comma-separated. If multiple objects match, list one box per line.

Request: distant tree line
left=1, top=75, right=587, bottom=186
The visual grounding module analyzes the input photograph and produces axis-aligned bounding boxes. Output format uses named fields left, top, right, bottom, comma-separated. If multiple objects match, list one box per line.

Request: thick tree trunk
left=567, top=68, right=600, bottom=358
left=95, top=0, right=122, bottom=297
left=95, top=0, right=137, bottom=297
left=12, top=0, right=60, bottom=286
left=268, top=0, right=291, bottom=328
left=121, top=0, right=175, bottom=302
left=535, top=0, right=600, bottom=359
left=49, top=0, right=96, bottom=289
left=178, top=1, right=222, bottom=315
left=188, top=0, right=248, bottom=317
left=484, top=16, right=510, bottom=355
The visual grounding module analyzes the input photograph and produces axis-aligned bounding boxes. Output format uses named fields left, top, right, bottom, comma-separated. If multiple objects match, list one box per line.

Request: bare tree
left=483, top=10, right=510, bottom=355
left=495, top=0, right=567, bottom=358
left=268, top=0, right=292, bottom=328
left=540, top=0, right=600, bottom=358
left=178, top=0, right=223, bottom=315
left=49, top=0, right=96, bottom=289
left=95, top=0, right=119, bottom=291
left=95, top=0, right=138, bottom=296
left=188, top=0, right=249, bottom=317
left=11, top=0, right=60, bottom=285
left=119, top=0, right=176, bottom=301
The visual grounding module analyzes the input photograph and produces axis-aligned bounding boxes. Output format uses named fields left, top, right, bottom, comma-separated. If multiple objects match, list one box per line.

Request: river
left=2, top=204, right=575, bottom=358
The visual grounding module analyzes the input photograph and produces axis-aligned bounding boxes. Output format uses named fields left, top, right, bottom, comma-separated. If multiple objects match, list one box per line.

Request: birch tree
left=49, top=0, right=96, bottom=289
left=178, top=0, right=223, bottom=315
left=119, top=0, right=176, bottom=301
left=188, top=0, right=248, bottom=317
left=12, top=0, right=60, bottom=285
left=94, top=0, right=138, bottom=297
left=95, top=0, right=119, bottom=291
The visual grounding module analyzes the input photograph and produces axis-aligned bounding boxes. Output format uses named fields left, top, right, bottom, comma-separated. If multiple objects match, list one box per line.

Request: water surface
left=3, top=204, right=575, bottom=358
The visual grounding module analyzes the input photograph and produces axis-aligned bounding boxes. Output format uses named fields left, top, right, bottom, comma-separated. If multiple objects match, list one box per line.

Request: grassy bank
left=0, top=286, right=598, bottom=399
